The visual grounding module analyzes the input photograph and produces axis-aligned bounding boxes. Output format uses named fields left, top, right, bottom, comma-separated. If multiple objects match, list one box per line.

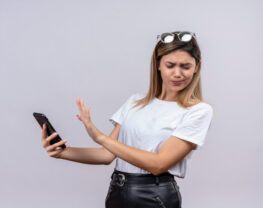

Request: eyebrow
left=165, top=61, right=193, bottom=65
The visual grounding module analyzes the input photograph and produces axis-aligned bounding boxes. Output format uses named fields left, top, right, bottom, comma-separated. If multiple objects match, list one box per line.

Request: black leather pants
left=105, top=169, right=182, bottom=208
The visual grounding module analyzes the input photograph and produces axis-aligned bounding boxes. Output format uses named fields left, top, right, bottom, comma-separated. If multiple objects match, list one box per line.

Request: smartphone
left=33, top=112, right=66, bottom=149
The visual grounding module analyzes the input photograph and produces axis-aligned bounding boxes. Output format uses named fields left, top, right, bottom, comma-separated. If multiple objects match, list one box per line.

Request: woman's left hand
left=76, top=97, right=105, bottom=145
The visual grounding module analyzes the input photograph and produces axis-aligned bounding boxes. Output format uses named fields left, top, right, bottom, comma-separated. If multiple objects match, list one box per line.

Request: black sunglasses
left=157, top=31, right=196, bottom=43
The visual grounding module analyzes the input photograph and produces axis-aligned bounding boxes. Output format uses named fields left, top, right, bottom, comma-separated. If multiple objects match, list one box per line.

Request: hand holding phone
left=33, top=112, right=67, bottom=158
left=41, top=123, right=67, bottom=158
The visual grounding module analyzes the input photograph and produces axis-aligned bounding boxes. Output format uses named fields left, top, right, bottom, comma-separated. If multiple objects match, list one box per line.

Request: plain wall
left=0, top=0, right=262, bottom=207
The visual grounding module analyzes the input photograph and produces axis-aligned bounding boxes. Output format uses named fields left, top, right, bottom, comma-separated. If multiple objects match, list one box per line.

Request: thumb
left=76, top=114, right=82, bottom=121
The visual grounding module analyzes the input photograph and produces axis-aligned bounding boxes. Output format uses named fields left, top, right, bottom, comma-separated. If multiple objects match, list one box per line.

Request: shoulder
left=130, top=92, right=146, bottom=100
left=187, top=102, right=214, bottom=117
left=122, top=92, right=145, bottom=107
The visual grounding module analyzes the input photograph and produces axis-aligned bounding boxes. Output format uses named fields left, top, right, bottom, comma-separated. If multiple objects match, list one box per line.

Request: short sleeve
left=109, top=93, right=138, bottom=127
left=171, top=103, right=214, bottom=150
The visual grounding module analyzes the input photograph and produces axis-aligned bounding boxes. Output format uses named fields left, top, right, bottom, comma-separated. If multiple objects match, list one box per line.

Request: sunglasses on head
left=157, top=31, right=196, bottom=43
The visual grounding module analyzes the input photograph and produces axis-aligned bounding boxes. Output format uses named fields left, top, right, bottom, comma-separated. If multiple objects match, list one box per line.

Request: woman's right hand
left=41, top=123, right=68, bottom=159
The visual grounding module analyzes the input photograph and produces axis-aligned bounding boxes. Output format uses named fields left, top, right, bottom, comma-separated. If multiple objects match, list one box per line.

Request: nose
left=172, top=67, right=183, bottom=78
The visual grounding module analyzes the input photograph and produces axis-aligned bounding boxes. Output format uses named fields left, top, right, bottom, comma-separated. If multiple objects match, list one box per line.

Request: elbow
left=104, top=161, right=111, bottom=165
left=151, top=169, right=161, bottom=176
left=150, top=160, right=166, bottom=176
left=104, top=160, right=112, bottom=165
left=104, top=156, right=116, bottom=165
left=151, top=167, right=167, bottom=176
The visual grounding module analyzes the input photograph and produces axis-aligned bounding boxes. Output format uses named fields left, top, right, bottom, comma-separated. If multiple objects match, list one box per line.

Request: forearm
left=100, top=136, right=159, bottom=175
left=58, top=146, right=113, bottom=165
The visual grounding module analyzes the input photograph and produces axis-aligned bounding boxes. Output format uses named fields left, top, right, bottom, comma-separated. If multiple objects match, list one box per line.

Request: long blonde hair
left=131, top=31, right=210, bottom=111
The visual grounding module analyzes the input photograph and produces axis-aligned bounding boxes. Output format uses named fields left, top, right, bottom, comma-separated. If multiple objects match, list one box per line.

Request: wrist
left=57, top=146, right=70, bottom=159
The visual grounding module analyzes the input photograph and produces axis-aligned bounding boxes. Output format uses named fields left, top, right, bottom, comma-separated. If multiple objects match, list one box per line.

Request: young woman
left=41, top=31, right=214, bottom=208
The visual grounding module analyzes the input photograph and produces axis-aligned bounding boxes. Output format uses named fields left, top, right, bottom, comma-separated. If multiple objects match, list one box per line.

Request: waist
left=111, top=169, right=175, bottom=186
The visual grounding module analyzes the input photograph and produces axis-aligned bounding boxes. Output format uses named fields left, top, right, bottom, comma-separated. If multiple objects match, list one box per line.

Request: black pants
left=105, top=169, right=182, bottom=208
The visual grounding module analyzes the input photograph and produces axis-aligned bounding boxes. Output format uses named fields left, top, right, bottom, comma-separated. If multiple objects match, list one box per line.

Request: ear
left=194, top=65, right=198, bottom=73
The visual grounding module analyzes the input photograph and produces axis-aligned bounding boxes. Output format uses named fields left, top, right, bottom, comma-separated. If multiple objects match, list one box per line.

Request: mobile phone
left=33, top=112, right=66, bottom=149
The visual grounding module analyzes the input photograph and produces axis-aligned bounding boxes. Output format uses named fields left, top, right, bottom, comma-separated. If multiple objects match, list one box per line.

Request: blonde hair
left=131, top=31, right=211, bottom=111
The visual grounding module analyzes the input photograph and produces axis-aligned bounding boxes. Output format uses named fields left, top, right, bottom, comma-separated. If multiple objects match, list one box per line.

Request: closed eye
left=167, top=65, right=190, bottom=69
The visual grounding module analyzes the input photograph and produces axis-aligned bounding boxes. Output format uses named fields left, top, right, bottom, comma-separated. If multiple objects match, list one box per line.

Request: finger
left=81, top=98, right=90, bottom=116
left=76, top=114, right=82, bottom=121
left=46, top=132, right=58, bottom=142
left=41, top=123, right=47, bottom=142
left=48, top=148, right=64, bottom=158
left=76, top=97, right=81, bottom=107
left=55, top=146, right=62, bottom=150
left=46, top=139, right=67, bottom=152
left=76, top=97, right=84, bottom=114
left=42, top=132, right=58, bottom=148
left=76, top=97, right=80, bottom=106
left=86, top=105, right=91, bottom=120
left=79, top=98, right=84, bottom=109
left=46, top=140, right=66, bottom=152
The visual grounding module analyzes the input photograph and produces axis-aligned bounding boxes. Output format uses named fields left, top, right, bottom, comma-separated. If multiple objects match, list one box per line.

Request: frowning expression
left=158, top=50, right=198, bottom=92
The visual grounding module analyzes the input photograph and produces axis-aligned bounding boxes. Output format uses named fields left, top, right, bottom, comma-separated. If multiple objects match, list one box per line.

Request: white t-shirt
left=109, top=92, right=214, bottom=178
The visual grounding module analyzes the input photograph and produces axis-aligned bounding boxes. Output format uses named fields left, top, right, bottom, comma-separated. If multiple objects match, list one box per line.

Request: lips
left=172, top=80, right=184, bottom=84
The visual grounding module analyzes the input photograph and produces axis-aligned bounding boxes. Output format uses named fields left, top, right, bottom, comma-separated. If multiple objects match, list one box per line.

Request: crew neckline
left=154, top=96, right=178, bottom=104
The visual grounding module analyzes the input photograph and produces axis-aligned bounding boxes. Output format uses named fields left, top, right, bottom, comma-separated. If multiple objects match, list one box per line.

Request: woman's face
left=158, top=50, right=198, bottom=98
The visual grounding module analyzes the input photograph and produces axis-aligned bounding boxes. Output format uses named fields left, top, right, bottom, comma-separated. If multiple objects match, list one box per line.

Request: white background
left=1, top=0, right=262, bottom=207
